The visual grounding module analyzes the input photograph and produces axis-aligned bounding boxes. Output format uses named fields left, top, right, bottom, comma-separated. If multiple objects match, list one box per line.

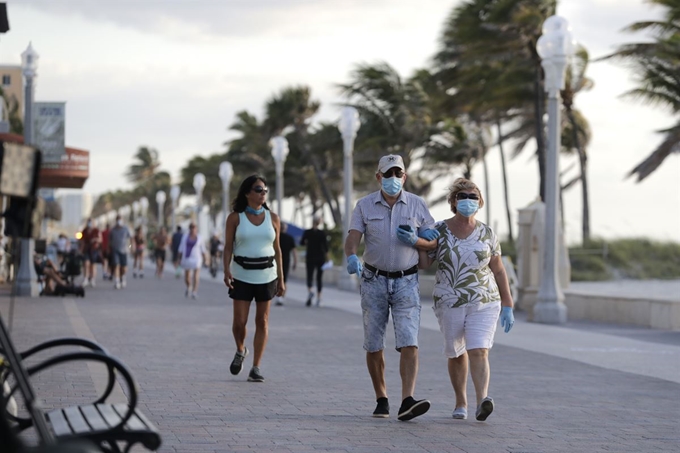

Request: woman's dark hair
left=232, top=174, right=270, bottom=213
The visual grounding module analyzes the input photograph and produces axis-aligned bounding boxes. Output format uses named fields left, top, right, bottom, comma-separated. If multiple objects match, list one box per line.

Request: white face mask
left=116, top=220, right=122, bottom=226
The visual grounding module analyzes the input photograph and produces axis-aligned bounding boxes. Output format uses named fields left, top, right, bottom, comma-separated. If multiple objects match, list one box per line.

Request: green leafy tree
left=603, top=0, right=680, bottom=181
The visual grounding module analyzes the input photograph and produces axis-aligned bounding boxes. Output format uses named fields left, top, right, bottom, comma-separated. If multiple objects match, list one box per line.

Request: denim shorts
left=359, top=267, right=421, bottom=352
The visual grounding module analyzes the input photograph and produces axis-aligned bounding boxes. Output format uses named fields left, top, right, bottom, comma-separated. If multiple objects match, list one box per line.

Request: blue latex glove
left=500, top=307, right=514, bottom=333
left=396, top=225, right=418, bottom=246
left=419, top=228, right=440, bottom=241
left=347, top=254, right=363, bottom=275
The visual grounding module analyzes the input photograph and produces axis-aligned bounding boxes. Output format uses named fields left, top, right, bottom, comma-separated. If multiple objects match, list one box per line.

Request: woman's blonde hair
left=447, top=178, right=484, bottom=214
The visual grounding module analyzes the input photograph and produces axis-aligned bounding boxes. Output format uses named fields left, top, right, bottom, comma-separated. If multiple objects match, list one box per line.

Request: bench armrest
left=6, top=352, right=138, bottom=433
left=18, top=337, right=116, bottom=404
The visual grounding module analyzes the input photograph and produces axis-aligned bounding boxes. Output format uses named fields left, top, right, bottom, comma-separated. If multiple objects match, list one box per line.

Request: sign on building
left=33, top=101, right=65, bottom=164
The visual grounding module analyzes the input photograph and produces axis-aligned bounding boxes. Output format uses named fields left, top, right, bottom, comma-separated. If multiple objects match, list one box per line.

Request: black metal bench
left=1, top=331, right=162, bottom=453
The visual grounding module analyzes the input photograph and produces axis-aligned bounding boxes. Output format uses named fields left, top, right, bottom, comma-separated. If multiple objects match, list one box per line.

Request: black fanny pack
left=234, top=255, right=275, bottom=270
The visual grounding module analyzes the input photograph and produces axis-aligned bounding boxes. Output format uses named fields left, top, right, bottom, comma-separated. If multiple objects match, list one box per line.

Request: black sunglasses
left=251, top=186, right=269, bottom=194
left=456, top=192, right=479, bottom=200
left=381, top=169, right=404, bottom=178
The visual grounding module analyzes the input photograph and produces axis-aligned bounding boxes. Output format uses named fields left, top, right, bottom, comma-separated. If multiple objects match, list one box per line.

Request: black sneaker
left=397, top=396, right=430, bottom=421
left=372, top=397, right=389, bottom=418
left=305, top=294, right=313, bottom=307
left=229, top=347, right=249, bottom=375
left=247, top=366, right=265, bottom=382
left=475, top=397, right=494, bottom=421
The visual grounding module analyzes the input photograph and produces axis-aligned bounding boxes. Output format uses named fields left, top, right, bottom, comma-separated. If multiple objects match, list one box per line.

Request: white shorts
left=181, top=257, right=201, bottom=270
left=432, top=301, right=501, bottom=358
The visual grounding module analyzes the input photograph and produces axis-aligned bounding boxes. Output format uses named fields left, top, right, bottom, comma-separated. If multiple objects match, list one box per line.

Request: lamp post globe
left=193, top=173, right=206, bottom=234
left=270, top=136, right=289, bottom=217
left=132, top=201, right=140, bottom=227
left=533, top=14, right=575, bottom=325
left=16, top=42, right=40, bottom=297
left=337, top=106, right=361, bottom=290
left=170, top=185, right=180, bottom=232
left=155, top=190, right=166, bottom=228
left=219, top=161, right=233, bottom=236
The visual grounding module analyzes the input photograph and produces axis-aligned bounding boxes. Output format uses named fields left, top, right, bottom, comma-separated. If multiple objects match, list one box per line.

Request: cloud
left=11, top=0, right=419, bottom=41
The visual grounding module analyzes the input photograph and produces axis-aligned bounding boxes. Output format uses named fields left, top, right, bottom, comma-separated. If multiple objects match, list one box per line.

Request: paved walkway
left=2, top=269, right=679, bottom=453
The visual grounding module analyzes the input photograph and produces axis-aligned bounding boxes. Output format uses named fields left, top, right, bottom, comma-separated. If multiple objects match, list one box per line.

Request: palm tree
left=0, top=87, right=23, bottom=135
left=263, top=86, right=344, bottom=226
left=337, top=62, right=433, bottom=196
left=561, top=45, right=594, bottom=244
left=126, top=146, right=163, bottom=187
left=435, top=0, right=557, bottom=201
left=603, top=0, right=680, bottom=181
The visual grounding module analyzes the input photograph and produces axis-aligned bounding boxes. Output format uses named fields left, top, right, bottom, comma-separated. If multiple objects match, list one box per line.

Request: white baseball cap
left=377, top=154, right=405, bottom=174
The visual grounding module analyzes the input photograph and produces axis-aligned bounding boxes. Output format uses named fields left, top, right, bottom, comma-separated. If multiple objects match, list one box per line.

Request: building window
left=1, top=75, right=10, bottom=86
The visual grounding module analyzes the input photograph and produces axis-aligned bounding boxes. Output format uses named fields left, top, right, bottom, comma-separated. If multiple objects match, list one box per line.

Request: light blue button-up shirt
left=349, top=190, right=435, bottom=272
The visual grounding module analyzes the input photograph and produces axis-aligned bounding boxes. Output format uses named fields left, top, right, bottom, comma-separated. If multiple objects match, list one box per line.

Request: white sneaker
left=114, top=280, right=121, bottom=290
left=83, top=279, right=90, bottom=287
left=121, top=278, right=127, bottom=288
left=90, top=279, right=96, bottom=288
left=191, top=292, right=198, bottom=299
left=185, top=287, right=191, bottom=298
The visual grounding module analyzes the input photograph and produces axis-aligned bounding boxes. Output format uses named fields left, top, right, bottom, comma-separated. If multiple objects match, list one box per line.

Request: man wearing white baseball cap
left=344, top=154, right=440, bottom=421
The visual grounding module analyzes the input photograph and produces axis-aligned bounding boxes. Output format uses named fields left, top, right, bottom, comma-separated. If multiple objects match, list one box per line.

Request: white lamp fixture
left=337, top=106, right=361, bottom=291
left=219, top=161, right=233, bottom=235
left=156, top=190, right=166, bottom=227
left=193, top=173, right=206, bottom=232
left=21, top=42, right=39, bottom=78
left=270, top=136, right=289, bottom=216
left=533, top=15, right=575, bottom=325
left=169, top=185, right=181, bottom=232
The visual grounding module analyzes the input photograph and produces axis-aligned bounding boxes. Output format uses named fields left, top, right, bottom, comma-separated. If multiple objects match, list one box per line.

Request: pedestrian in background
left=344, top=154, right=440, bottom=421
left=171, top=226, right=183, bottom=279
left=223, top=175, right=284, bottom=383
left=153, top=226, right=169, bottom=278
left=79, top=218, right=101, bottom=287
left=178, top=223, right=206, bottom=299
left=100, top=223, right=111, bottom=280
left=275, top=221, right=297, bottom=306
left=300, top=215, right=328, bottom=307
left=132, top=226, right=145, bottom=278
left=109, top=215, right=132, bottom=290
left=418, top=178, right=514, bottom=422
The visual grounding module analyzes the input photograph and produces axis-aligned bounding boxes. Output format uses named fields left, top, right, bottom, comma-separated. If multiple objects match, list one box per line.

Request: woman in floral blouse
left=419, top=178, right=515, bottom=422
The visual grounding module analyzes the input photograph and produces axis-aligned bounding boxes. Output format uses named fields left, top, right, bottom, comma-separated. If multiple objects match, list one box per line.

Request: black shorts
left=229, top=279, right=277, bottom=303
left=154, top=249, right=166, bottom=261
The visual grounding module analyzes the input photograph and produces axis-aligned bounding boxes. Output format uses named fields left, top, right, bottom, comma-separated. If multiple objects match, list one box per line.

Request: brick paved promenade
left=2, top=270, right=679, bottom=453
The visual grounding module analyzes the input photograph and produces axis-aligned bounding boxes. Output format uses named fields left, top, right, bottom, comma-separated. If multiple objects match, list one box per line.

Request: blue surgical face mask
left=456, top=199, right=479, bottom=217
left=381, top=176, right=403, bottom=196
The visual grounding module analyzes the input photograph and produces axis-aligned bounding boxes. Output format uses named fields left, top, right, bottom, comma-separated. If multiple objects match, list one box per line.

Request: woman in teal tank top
left=223, top=175, right=284, bottom=383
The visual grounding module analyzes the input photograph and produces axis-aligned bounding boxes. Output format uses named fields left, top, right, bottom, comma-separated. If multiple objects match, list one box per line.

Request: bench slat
left=63, top=406, right=91, bottom=434
left=47, top=409, right=73, bottom=436
left=96, top=403, right=123, bottom=428
left=80, top=404, right=109, bottom=431
left=112, top=403, right=147, bottom=431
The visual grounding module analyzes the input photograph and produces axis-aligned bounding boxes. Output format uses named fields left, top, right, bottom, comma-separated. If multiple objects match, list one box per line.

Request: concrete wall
left=291, top=265, right=680, bottom=331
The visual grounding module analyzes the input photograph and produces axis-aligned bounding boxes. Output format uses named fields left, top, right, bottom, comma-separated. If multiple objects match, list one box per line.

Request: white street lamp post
left=132, top=201, right=140, bottom=228
left=338, top=106, right=361, bottom=291
left=170, top=185, right=180, bottom=233
left=139, top=197, right=149, bottom=235
left=156, top=190, right=166, bottom=228
left=119, top=205, right=131, bottom=226
left=533, top=15, right=575, bottom=324
left=270, top=136, right=289, bottom=217
left=16, top=43, right=40, bottom=297
left=219, top=161, right=233, bottom=236
left=193, top=173, right=206, bottom=234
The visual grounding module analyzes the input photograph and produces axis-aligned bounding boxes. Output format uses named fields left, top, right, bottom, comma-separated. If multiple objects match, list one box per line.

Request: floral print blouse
left=429, top=220, right=501, bottom=308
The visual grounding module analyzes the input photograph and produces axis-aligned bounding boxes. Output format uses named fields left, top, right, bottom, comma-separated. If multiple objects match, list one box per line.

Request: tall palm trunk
left=566, top=109, right=591, bottom=244
left=496, top=119, right=514, bottom=245
left=296, top=127, right=342, bottom=226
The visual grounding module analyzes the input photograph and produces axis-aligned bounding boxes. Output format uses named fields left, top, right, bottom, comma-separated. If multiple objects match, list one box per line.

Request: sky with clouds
left=1, top=0, right=678, bottom=243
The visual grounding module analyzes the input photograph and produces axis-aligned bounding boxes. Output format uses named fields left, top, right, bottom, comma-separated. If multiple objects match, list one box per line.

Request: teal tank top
left=231, top=210, right=278, bottom=284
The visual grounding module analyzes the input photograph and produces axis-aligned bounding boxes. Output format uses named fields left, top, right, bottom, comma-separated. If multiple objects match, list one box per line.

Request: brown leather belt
left=365, top=263, right=418, bottom=279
